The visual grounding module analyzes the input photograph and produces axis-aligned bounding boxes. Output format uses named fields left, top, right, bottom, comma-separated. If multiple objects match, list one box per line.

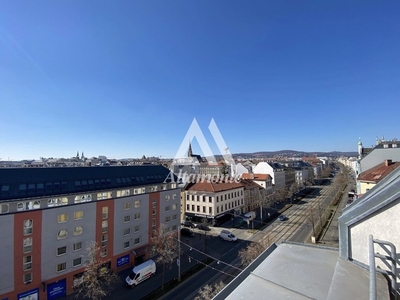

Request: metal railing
left=369, top=234, right=398, bottom=300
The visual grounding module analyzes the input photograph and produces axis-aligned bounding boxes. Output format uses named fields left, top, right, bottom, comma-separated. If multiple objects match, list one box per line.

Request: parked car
left=196, top=223, right=211, bottom=231
left=181, top=227, right=194, bottom=237
left=219, top=230, right=237, bottom=242
left=181, top=221, right=196, bottom=228
left=278, top=215, right=287, bottom=221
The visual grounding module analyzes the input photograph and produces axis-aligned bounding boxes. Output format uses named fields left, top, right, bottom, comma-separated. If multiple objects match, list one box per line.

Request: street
left=61, top=178, right=348, bottom=300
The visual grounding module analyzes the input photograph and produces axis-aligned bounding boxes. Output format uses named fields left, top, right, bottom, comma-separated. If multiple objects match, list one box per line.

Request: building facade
left=0, top=165, right=180, bottom=299
left=182, top=180, right=244, bottom=226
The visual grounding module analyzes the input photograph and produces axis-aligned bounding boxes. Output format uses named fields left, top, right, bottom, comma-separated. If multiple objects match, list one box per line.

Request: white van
left=126, top=259, right=156, bottom=288
left=243, top=211, right=256, bottom=221
left=219, top=230, right=237, bottom=242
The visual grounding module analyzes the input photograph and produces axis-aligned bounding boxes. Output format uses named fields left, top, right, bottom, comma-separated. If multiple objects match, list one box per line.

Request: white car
left=219, top=230, right=237, bottom=242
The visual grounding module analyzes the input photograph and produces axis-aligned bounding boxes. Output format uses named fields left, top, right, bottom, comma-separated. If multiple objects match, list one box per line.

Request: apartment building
left=182, top=180, right=244, bottom=226
left=0, top=165, right=180, bottom=300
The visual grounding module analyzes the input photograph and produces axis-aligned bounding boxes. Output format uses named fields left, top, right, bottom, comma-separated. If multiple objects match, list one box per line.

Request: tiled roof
left=241, top=173, right=272, bottom=181
left=358, top=160, right=400, bottom=183
left=240, top=179, right=263, bottom=189
left=185, top=180, right=243, bottom=193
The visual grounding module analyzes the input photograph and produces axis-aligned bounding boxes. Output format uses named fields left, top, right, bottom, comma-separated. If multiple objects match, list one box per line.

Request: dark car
left=180, top=228, right=194, bottom=237
left=278, top=215, right=287, bottom=221
left=181, top=221, right=196, bottom=228
left=196, top=223, right=211, bottom=231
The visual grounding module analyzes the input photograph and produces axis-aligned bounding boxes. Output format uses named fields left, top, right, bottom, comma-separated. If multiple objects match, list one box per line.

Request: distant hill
left=231, top=150, right=357, bottom=158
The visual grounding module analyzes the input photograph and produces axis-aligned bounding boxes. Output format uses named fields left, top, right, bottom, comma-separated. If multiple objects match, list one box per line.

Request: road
left=61, top=177, right=347, bottom=300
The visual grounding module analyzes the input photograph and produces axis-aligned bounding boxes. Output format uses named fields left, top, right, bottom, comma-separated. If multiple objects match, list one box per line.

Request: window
left=74, top=194, right=92, bottom=203
left=124, top=215, right=131, bottom=223
left=57, top=262, right=66, bottom=272
left=165, top=206, right=170, bottom=212
left=73, top=242, right=82, bottom=251
left=209, top=197, right=212, bottom=203
left=192, top=205, right=195, bottom=211
left=102, top=207, right=108, bottom=219
left=203, top=206, right=206, bottom=213
left=209, top=207, right=212, bottom=214
left=134, top=225, right=140, bottom=232
left=124, top=241, right=130, bottom=249
left=134, top=213, right=140, bottom=220
left=217, top=206, right=219, bottom=213
left=124, top=202, right=131, bottom=210
left=58, top=213, right=68, bottom=223
left=117, top=190, right=130, bottom=197
left=173, top=194, right=177, bottom=199
left=73, top=257, right=82, bottom=267
left=23, top=237, right=32, bottom=253
left=57, top=229, right=68, bottom=240
left=1, top=204, right=9, bottom=213
left=73, top=226, right=83, bottom=236
left=172, top=214, right=177, bottom=220
left=123, top=228, right=130, bottom=236
left=134, top=200, right=141, bottom=208
left=172, top=225, right=177, bottom=231
left=48, top=198, right=68, bottom=207
left=217, top=196, right=219, bottom=202
left=152, top=220, right=156, bottom=230
left=57, top=246, right=67, bottom=256
left=152, top=198, right=156, bottom=207
left=101, top=235, right=108, bottom=247
left=134, top=237, right=140, bottom=245
left=186, top=204, right=189, bottom=211
left=74, top=211, right=83, bottom=220
left=23, top=273, right=32, bottom=283
left=24, top=220, right=33, bottom=235
left=152, top=209, right=156, bottom=216
left=197, top=206, right=200, bottom=212
left=97, top=192, right=111, bottom=200
left=165, top=216, right=170, bottom=222
left=102, top=220, right=108, bottom=233
left=100, top=248, right=107, bottom=257
left=165, top=195, right=170, bottom=200
left=23, top=255, right=32, bottom=271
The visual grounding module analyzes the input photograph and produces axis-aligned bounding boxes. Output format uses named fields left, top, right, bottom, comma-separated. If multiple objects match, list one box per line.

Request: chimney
left=385, top=159, right=392, bottom=167
left=250, top=173, right=254, bottom=180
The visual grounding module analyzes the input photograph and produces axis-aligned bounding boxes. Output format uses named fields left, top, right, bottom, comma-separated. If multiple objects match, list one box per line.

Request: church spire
left=188, top=142, right=193, bottom=157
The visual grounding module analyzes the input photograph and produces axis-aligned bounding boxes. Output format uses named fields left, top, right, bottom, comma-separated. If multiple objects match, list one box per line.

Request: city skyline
left=1, top=1, right=400, bottom=160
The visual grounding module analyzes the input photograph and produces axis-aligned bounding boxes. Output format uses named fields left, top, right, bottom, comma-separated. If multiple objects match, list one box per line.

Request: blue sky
left=1, top=1, right=399, bottom=160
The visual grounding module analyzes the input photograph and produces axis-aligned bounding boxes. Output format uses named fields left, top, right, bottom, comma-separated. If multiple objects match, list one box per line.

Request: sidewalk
left=60, top=234, right=208, bottom=300
left=318, top=184, right=349, bottom=247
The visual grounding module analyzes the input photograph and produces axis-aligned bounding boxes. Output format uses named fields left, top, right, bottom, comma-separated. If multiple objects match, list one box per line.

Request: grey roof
left=214, top=242, right=389, bottom=300
left=0, top=165, right=175, bottom=201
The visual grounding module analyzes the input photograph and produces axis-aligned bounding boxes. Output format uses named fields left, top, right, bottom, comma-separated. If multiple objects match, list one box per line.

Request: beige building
left=357, top=159, right=400, bottom=195
left=182, top=180, right=244, bottom=226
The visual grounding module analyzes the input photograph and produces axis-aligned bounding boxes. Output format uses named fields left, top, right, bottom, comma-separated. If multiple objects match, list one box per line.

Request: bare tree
left=194, top=281, right=226, bottom=300
left=308, top=207, right=319, bottom=241
left=238, top=234, right=272, bottom=267
left=151, top=224, right=179, bottom=290
left=288, top=182, right=299, bottom=202
left=75, top=241, right=118, bottom=300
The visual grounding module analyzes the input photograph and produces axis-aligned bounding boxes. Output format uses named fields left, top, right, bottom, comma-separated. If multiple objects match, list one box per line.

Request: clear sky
left=1, top=1, right=399, bottom=160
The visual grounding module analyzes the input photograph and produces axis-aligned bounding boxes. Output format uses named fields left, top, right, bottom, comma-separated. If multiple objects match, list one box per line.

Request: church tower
left=188, top=142, right=193, bottom=157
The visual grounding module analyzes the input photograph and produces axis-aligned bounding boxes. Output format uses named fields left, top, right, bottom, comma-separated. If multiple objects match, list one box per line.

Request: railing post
left=369, top=234, right=377, bottom=300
